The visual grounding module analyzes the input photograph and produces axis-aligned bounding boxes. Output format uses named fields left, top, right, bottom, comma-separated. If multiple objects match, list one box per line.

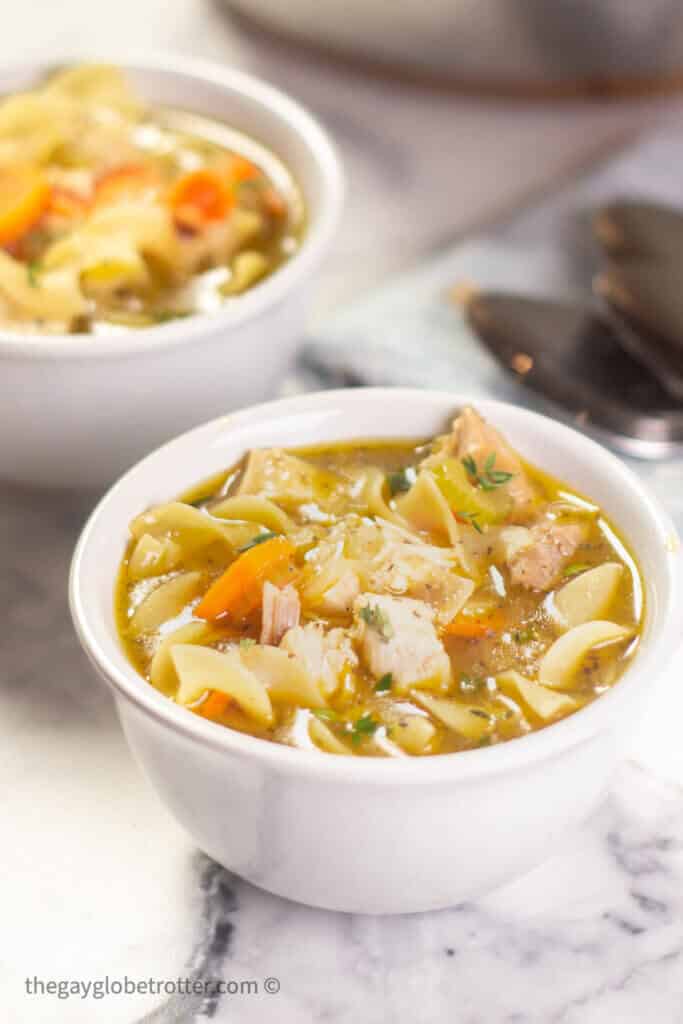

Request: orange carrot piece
left=0, top=165, right=50, bottom=245
left=167, top=169, right=234, bottom=229
left=228, top=156, right=259, bottom=183
left=47, top=186, right=90, bottom=220
left=194, top=690, right=231, bottom=720
left=195, top=537, right=295, bottom=622
left=444, top=611, right=506, bottom=639
left=94, top=163, right=159, bottom=205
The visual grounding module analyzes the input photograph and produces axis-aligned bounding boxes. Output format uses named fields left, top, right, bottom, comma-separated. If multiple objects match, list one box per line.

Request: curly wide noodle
left=128, top=572, right=203, bottom=637
left=0, top=65, right=141, bottom=166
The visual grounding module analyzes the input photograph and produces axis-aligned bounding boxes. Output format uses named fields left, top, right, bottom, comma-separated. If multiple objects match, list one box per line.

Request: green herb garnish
left=239, top=637, right=256, bottom=649
left=513, top=628, right=535, bottom=644
left=237, top=530, right=278, bottom=553
left=152, top=310, right=192, bottom=323
left=456, top=509, right=484, bottom=534
left=563, top=562, right=592, bottom=577
left=387, top=468, right=414, bottom=496
left=237, top=179, right=264, bottom=196
left=350, top=713, right=379, bottom=746
left=462, top=452, right=514, bottom=492
left=27, top=261, right=41, bottom=288
left=313, top=708, right=341, bottom=722
left=375, top=673, right=393, bottom=692
left=359, top=603, right=394, bottom=641
left=459, top=673, right=484, bottom=693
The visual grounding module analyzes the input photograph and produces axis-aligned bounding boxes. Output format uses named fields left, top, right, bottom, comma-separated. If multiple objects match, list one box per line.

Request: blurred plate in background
left=224, top=0, right=683, bottom=96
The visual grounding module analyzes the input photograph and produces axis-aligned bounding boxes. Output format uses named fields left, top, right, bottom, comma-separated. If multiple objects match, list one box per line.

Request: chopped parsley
left=387, top=467, right=415, bottom=496
left=312, top=708, right=341, bottom=722
left=237, top=178, right=264, bottom=196
left=239, top=637, right=256, bottom=649
left=563, top=562, right=592, bottom=577
left=375, top=673, right=393, bottom=692
left=237, top=530, right=278, bottom=553
left=462, top=452, right=514, bottom=492
left=459, top=673, right=484, bottom=693
left=359, top=603, right=394, bottom=641
left=153, top=310, right=192, bottom=323
left=456, top=509, right=484, bottom=534
left=26, top=261, right=41, bottom=288
left=350, top=713, right=379, bottom=746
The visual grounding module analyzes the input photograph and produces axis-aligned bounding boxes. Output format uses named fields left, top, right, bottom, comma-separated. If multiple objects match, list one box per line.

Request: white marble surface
left=3, top=3, right=683, bottom=1022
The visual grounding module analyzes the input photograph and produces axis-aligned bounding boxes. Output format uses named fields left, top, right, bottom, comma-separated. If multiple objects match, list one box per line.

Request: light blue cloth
left=300, top=125, right=683, bottom=531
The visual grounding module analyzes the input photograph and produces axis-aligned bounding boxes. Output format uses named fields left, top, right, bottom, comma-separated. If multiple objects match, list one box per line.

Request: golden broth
left=116, top=409, right=643, bottom=758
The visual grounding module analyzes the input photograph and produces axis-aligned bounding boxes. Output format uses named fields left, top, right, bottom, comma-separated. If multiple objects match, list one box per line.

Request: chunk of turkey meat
left=507, top=521, right=584, bottom=591
left=353, top=593, right=451, bottom=694
left=260, top=582, right=301, bottom=645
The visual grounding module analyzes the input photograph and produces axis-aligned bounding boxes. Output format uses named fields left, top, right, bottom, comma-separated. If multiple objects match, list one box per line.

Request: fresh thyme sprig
left=462, top=452, right=514, bottom=491
left=456, top=509, right=484, bottom=533
left=359, top=603, right=394, bottom=642
left=237, top=530, right=278, bottom=553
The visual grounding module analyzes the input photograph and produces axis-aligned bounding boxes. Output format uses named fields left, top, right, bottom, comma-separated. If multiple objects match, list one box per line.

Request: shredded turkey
left=280, top=622, right=356, bottom=697
left=260, top=581, right=301, bottom=645
left=369, top=520, right=473, bottom=624
left=507, top=521, right=584, bottom=591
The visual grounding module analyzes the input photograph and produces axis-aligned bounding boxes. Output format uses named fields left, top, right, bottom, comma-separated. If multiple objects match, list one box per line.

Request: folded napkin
left=299, top=122, right=683, bottom=531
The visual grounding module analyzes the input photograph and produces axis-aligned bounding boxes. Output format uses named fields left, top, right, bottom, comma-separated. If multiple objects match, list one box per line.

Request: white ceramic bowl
left=0, top=56, right=343, bottom=488
left=70, top=389, right=682, bottom=914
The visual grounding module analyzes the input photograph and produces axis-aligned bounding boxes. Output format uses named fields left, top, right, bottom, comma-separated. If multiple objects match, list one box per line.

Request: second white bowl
left=0, top=55, right=343, bottom=488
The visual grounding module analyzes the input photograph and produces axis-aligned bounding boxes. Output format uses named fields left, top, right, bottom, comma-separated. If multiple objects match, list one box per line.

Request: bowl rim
left=70, top=387, right=683, bottom=784
left=0, top=51, right=344, bottom=361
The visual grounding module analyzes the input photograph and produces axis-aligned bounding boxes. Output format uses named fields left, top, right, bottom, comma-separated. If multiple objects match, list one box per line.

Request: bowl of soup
left=0, top=57, right=342, bottom=486
left=70, top=389, right=682, bottom=913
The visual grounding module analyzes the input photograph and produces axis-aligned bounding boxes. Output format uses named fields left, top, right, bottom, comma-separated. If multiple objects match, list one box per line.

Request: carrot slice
left=0, top=165, right=50, bottom=246
left=444, top=611, right=506, bottom=639
left=167, top=169, right=234, bottom=229
left=228, top=156, right=259, bottom=183
left=94, top=163, right=159, bottom=206
left=194, top=690, right=231, bottom=720
left=195, top=536, right=295, bottom=622
left=47, top=186, right=90, bottom=220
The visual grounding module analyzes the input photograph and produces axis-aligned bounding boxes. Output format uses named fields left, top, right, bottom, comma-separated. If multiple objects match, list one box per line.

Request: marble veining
left=126, top=764, right=683, bottom=1024
left=136, top=860, right=238, bottom=1022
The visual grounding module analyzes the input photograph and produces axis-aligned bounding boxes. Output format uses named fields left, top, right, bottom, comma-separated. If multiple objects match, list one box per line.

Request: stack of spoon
left=464, top=201, right=683, bottom=457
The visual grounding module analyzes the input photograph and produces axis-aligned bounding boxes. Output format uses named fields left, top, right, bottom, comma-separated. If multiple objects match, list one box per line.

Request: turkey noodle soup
left=116, top=406, right=643, bottom=757
left=0, top=64, right=304, bottom=333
